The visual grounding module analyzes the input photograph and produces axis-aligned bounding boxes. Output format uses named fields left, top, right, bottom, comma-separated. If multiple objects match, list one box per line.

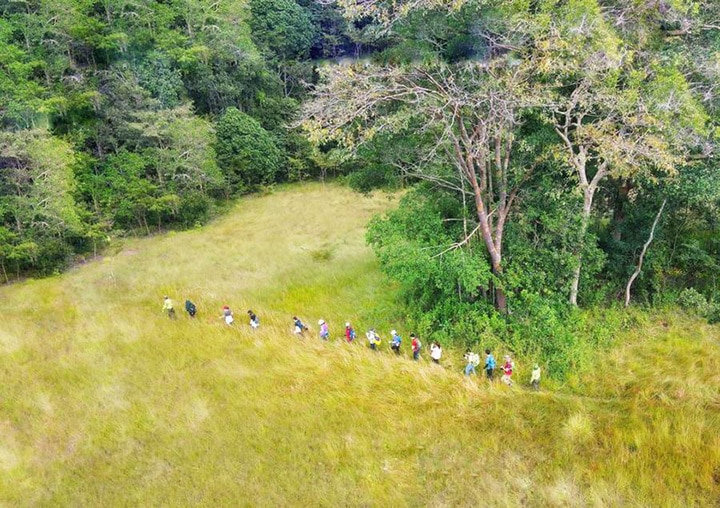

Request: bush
left=677, top=288, right=709, bottom=314
left=705, top=303, right=720, bottom=325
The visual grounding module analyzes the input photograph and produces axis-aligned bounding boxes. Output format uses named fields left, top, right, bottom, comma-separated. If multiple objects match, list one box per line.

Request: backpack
left=471, top=353, right=480, bottom=367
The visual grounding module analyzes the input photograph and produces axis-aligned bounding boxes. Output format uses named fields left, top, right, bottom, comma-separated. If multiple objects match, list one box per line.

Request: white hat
left=345, top=322, right=350, bottom=327
left=391, top=330, right=397, bottom=335
left=318, top=319, right=325, bottom=325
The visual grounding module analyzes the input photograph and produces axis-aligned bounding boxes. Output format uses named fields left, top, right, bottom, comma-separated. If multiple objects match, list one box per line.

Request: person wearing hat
left=501, top=355, right=514, bottom=386
left=430, top=341, right=443, bottom=364
left=390, top=330, right=402, bottom=355
left=162, top=296, right=176, bottom=319
left=221, top=305, right=234, bottom=326
left=344, top=322, right=356, bottom=343
left=366, top=329, right=380, bottom=350
left=530, top=364, right=541, bottom=391
left=318, top=319, right=329, bottom=340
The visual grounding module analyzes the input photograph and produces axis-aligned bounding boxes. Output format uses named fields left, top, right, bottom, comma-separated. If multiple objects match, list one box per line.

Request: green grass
left=1, top=183, right=719, bottom=506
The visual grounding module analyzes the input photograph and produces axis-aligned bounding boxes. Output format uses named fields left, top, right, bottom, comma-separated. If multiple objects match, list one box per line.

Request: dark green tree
left=215, top=108, right=284, bottom=191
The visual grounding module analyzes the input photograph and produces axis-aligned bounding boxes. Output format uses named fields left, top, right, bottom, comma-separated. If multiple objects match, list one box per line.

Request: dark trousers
left=486, top=368, right=494, bottom=380
left=413, top=351, right=419, bottom=361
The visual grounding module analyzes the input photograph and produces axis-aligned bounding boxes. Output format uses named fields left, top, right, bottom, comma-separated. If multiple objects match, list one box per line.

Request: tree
left=537, top=0, right=708, bottom=305
left=303, top=55, right=545, bottom=312
left=215, top=107, right=284, bottom=191
left=249, top=0, right=316, bottom=60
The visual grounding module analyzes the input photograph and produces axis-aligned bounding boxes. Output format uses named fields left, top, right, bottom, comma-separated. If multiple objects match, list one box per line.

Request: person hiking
left=430, top=341, right=443, bottom=364
left=162, top=296, right=176, bottom=319
left=184, top=299, right=197, bottom=318
left=221, top=305, right=234, bottom=326
left=411, top=334, right=421, bottom=361
left=484, top=349, right=496, bottom=380
left=318, top=319, right=329, bottom=341
left=530, top=364, right=541, bottom=391
left=366, top=329, right=380, bottom=350
left=344, top=322, right=356, bottom=343
left=248, top=310, right=259, bottom=329
left=501, top=355, right=514, bottom=386
left=293, top=316, right=308, bottom=336
left=464, top=349, right=480, bottom=376
left=390, top=330, right=402, bottom=355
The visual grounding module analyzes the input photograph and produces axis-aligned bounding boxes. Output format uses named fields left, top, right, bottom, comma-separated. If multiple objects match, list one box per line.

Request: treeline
left=0, top=0, right=383, bottom=279
left=302, top=0, right=720, bottom=374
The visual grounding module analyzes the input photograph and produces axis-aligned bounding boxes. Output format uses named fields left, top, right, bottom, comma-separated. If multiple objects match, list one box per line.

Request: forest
left=1, top=0, right=718, bottom=368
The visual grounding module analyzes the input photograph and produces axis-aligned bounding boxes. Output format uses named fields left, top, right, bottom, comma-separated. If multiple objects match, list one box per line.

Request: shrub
left=677, top=288, right=709, bottom=314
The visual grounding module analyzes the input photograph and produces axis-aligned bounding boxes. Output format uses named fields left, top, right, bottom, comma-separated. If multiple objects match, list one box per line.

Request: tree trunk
left=611, top=180, right=632, bottom=242
left=624, top=199, right=667, bottom=307
left=494, top=279, right=507, bottom=313
left=570, top=189, right=594, bottom=306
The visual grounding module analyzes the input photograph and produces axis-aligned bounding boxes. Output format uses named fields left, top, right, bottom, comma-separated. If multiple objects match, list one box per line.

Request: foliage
left=0, top=0, right=359, bottom=280
left=215, top=108, right=284, bottom=191
left=303, top=0, right=718, bottom=368
left=249, top=0, right=316, bottom=60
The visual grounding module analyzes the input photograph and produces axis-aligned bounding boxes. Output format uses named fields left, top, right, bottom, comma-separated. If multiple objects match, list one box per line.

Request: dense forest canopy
left=1, top=0, right=718, bottom=365
left=299, top=0, right=719, bottom=369
left=0, top=0, right=374, bottom=278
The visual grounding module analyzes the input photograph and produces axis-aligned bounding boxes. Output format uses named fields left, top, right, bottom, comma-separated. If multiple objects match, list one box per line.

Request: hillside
left=1, top=184, right=719, bottom=506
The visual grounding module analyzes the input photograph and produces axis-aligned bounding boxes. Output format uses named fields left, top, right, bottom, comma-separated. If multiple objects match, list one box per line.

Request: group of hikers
left=162, top=296, right=542, bottom=390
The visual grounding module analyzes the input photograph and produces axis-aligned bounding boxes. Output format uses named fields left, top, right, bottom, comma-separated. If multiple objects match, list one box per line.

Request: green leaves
left=215, top=107, right=284, bottom=191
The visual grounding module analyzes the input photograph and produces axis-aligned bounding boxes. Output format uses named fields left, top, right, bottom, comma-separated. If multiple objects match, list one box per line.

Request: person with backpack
left=484, top=349, right=496, bottom=380
left=185, top=299, right=197, bottom=318
left=464, top=349, right=480, bottom=376
left=318, top=319, right=329, bottom=340
left=221, top=305, right=234, bottom=326
left=293, top=316, right=308, bottom=336
left=430, top=341, right=443, bottom=364
left=530, top=364, right=541, bottom=391
left=248, top=310, right=259, bottom=329
left=390, top=330, right=402, bottom=355
left=366, top=329, right=380, bottom=350
left=411, top=334, right=421, bottom=361
left=162, top=296, right=176, bottom=319
left=344, top=322, right=356, bottom=343
left=501, top=355, right=514, bottom=386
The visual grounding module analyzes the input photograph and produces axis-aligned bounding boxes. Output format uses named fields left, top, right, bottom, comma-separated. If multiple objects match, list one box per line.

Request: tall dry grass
left=1, top=183, right=719, bottom=506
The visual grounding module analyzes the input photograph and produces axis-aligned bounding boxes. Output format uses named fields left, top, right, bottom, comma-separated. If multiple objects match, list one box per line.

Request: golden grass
left=1, top=182, right=719, bottom=506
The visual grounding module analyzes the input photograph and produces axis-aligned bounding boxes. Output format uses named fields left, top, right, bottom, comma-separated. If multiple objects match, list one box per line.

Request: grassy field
left=1, top=183, right=719, bottom=506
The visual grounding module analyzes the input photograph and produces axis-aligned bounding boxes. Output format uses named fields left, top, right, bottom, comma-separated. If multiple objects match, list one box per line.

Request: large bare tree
left=302, top=60, right=539, bottom=312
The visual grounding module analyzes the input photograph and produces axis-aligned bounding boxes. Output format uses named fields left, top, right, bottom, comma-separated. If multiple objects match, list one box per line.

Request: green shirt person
left=162, top=296, right=176, bottom=319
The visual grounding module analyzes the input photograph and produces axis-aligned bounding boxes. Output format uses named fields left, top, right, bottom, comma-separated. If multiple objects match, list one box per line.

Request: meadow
left=1, top=183, right=719, bottom=506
